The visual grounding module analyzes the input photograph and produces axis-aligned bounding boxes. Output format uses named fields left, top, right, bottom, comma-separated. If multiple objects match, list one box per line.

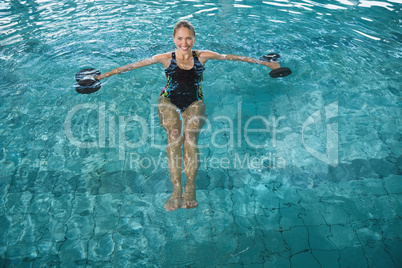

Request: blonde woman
left=85, top=20, right=290, bottom=211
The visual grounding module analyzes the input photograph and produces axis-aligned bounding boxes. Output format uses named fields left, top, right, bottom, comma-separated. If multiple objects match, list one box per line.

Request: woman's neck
left=175, top=50, right=192, bottom=60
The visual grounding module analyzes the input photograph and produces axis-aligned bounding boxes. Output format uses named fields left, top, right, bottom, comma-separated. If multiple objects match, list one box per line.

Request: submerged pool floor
left=1, top=164, right=401, bottom=267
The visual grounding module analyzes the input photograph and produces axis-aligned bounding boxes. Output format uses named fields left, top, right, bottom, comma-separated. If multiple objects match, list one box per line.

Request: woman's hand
left=260, top=60, right=281, bottom=70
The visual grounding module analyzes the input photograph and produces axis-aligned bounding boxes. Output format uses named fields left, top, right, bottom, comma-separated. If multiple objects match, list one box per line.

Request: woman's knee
left=167, top=128, right=183, bottom=146
left=184, top=115, right=206, bottom=133
left=183, top=129, right=199, bottom=147
left=168, top=128, right=181, bottom=140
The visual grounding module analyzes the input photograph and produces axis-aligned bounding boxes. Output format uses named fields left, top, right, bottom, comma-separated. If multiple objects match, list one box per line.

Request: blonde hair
left=173, top=20, right=196, bottom=37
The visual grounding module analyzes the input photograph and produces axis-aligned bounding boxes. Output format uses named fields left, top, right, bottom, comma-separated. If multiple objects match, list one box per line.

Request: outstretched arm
left=198, top=50, right=281, bottom=70
left=96, top=58, right=156, bottom=80
left=96, top=53, right=171, bottom=80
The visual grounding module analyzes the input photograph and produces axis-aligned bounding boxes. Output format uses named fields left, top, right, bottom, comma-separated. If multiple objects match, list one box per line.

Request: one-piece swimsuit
left=160, top=51, right=205, bottom=112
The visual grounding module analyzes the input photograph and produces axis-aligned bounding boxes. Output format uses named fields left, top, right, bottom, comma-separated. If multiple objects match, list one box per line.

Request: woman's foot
left=164, top=187, right=183, bottom=211
left=182, top=184, right=198, bottom=209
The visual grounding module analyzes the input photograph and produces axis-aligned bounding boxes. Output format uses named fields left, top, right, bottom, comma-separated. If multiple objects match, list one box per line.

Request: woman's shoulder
left=195, top=50, right=222, bottom=60
left=152, top=52, right=172, bottom=60
left=152, top=52, right=173, bottom=68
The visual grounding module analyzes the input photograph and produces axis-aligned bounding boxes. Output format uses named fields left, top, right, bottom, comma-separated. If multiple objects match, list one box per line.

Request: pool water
left=0, top=0, right=401, bottom=267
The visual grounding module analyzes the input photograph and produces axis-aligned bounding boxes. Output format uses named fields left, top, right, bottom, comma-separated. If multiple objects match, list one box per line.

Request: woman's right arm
left=96, top=53, right=171, bottom=80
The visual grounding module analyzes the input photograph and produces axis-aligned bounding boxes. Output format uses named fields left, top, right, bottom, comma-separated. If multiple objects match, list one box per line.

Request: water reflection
left=1, top=0, right=400, bottom=49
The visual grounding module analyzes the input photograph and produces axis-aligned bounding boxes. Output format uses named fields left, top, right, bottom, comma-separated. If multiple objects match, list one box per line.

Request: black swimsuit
left=160, top=51, right=205, bottom=112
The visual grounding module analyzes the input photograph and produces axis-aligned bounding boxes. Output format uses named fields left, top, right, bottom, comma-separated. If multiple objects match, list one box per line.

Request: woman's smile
left=173, top=27, right=195, bottom=57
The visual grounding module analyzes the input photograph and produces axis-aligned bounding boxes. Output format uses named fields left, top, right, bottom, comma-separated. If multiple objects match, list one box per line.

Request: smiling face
left=173, top=27, right=196, bottom=55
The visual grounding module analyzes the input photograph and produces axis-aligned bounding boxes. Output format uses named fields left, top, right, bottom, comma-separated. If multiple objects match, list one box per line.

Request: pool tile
left=37, top=240, right=58, bottom=257
left=381, top=218, right=402, bottom=240
left=261, top=229, right=289, bottom=254
left=290, top=250, right=321, bottom=268
left=94, top=216, right=119, bottom=235
left=65, top=214, right=94, bottom=240
left=232, top=188, right=256, bottom=216
left=343, top=196, right=373, bottom=223
left=370, top=195, right=399, bottom=221
left=282, top=226, right=309, bottom=255
left=58, top=239, right=88, bottom=266
left=94, top=193, right=122, bottom=216
left=40, top=220, right=67, bottom=242
left=383, top=239, right=402, bottom=266
left=359, top=178, right=388, bottom=195
left=313, top=250, right=341, bottom=267
left=328, top=224, right=360, bottom=250
left=255, top=209, right=281, bottom=231
left=300, top=203, right=328, bottom=226
left=365, top=242, right=396, bottom=268
left=271, top=185, right=302, bottom=206
left=5, top=242, right=38, bottom=262
left=98, top=174, right=126, bottom=194
left=119, top=195, right=148, bottom=217
left=32, top=255, right=60, bottom=267
left=279, top=206, right=304, bottom=230
left=87, top=233, right=115, bottom=262
left=264, top=254, right=291, bottom=267
left=370, top=158, right=398, bottom=178
left=320, top=202, right=350, bottom=225
left=296, top=188, right=322, bottom=204
left=253, top=185, right=279, bottom=210
left=205, top=169, right=230, bottom=190
left=208, top=188, right=234, bottom=210
left=308, top=225, right=338, bottom=251
left=71, top=193, right=95, bottom=215
left=384, top=175, right=402, bottom=194
left=231, top=235, right=266, bottom=265
left=27, top=193, right=52, bottom=214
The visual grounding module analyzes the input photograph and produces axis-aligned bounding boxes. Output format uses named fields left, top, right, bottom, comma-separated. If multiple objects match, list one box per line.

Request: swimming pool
left=0, top=0, right=401, bottom=266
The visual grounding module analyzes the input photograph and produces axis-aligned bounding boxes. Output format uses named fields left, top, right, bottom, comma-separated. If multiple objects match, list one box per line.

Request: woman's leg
left=157, top=97, right=183, bottom=211
left=181, top=100, right=206, bottom=209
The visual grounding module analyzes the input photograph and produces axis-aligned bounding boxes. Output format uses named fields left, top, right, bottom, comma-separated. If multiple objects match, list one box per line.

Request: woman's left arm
left=198, top=50, right=280, bottom=70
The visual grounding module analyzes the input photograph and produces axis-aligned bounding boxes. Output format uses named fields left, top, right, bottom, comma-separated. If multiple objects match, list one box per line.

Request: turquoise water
left=0, top=0, right=401, bottom=267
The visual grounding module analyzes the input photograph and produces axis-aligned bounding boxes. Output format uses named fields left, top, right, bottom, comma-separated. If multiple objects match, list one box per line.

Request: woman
left=95, top=20, right=281, bottom=211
